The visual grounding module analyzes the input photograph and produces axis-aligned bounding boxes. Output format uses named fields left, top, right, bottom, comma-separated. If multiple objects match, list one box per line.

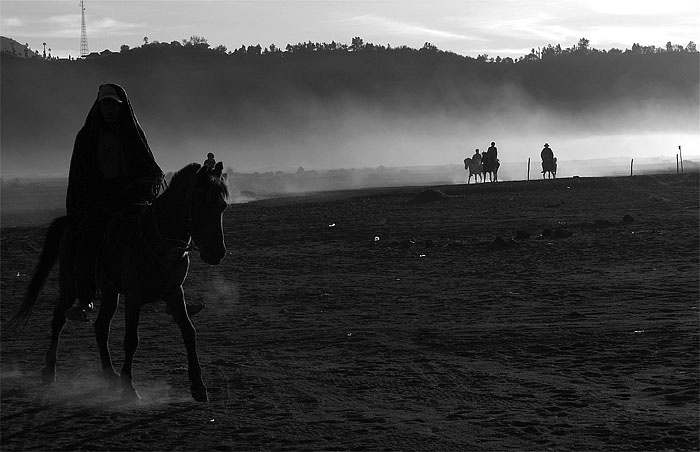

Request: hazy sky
left=2, top=0, right=698, bottom=59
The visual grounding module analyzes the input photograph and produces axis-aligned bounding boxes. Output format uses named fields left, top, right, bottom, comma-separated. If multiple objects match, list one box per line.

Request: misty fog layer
left=1, top=48, right=698, bottom=177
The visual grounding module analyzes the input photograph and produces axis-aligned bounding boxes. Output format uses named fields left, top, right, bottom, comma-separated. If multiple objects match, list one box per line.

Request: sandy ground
left=1, top=173, right=698, bottom=451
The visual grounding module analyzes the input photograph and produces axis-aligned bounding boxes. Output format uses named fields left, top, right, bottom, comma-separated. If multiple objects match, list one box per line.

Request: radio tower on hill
left=79, top=0, right=89, bottom=57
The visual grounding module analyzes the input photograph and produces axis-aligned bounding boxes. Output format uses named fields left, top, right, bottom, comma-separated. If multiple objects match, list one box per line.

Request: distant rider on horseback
left=471, top=148, right=482, bottom=166
left=541, top=143, right=554, bottom=173
left=486, top=142, right=497, bottom=162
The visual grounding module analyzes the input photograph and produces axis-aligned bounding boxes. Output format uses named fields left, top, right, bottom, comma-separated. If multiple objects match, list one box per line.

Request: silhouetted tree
left=421, top=42, right=438, bottom=52
left=351, top=37, right=364, bottom=52
left=521, top=49, right=539, bottom=62
left=576, top=37, right=590, bottom=55
left=184, top=35, right=209, bottom=49
left=541, top=44, right=561, bottom=59
left=247, top=44, right=262, bottom=56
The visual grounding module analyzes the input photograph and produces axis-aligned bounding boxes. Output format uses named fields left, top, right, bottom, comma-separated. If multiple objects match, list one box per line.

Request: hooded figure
left=484, top=141, right=497, bottom=171
left=67, top=84, right=164, bottom=220
left=65, top=83, right=165, bottom=321
left=541, top=143, right=554, bottom=172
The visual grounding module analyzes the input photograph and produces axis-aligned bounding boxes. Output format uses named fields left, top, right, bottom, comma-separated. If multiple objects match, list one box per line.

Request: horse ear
left=214, top=162, right=224, bottom=178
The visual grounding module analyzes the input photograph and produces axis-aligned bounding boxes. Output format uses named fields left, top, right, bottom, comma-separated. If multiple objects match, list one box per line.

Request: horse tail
left=5, top=216, right=69, bottom=331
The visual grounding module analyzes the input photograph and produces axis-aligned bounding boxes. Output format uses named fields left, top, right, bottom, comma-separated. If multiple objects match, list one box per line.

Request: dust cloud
left=192, top=269, right=241, bottom=316
left=1, top=65, right=697, bottom=183
left=149, top=96, right=698, bottom=180
left=128, top=71, right=697, bottom=178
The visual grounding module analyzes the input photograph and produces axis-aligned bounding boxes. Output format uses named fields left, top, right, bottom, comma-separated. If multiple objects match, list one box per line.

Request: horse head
left=189, top=161, right=228, bottom=265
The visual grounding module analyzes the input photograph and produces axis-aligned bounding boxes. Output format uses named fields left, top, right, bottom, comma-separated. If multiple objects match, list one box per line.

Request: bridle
left=149, top=200, right=198, bottom=254
left=141, top=177, right=202, bottom=259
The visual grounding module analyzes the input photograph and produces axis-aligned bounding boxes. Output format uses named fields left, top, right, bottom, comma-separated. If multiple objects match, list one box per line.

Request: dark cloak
left=66, top=83, right=164, bottom=222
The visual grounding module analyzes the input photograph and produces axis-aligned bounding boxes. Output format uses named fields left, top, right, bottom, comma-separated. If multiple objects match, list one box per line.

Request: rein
left=137, top=177, right=200, bottom=274
left=149, top=202, right=198, bottom=254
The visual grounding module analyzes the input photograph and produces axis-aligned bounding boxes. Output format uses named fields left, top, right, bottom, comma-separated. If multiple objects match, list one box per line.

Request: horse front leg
left=120, top=294, right=143, bottom=400
left=94, top=282, right=120, bottom=386
left=166, top=286, right=208, bottom=402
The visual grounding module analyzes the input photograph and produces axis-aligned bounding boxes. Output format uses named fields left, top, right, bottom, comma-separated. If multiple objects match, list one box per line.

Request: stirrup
left=65, top=304, right=94, bottom=322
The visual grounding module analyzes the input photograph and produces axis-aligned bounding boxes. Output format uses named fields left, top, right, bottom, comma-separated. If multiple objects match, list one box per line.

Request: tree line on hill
left=123, top=35, right=697, bottom=61
left=1, top=35, right=697, bottom=176
left=5, top=35, right=697, bottom=115
left=78, top=35, right=699, bottom=115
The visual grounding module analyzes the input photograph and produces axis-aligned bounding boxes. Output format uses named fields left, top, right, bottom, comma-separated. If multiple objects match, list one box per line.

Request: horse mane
left=167, top=162, right=229, bottom=201
left=168, top=163, right=200, bottom=193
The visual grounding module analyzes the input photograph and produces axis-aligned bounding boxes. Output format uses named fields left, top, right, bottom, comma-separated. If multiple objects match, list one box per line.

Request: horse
left=482, top=157, right=500, bottom=182
left=542, top=157, right=557, bottom=179
left=6, top=162, right=229, bottom=402
left=463, top=157, right=483, bottom=184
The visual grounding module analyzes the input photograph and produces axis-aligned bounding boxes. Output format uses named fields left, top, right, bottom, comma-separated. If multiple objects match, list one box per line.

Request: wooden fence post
left=527, top=158, right=530, bottom=181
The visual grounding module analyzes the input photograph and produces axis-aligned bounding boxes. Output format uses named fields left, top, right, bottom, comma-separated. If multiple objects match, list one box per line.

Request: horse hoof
left=121, top=389, right=141, bottom=401
left=103, top=371, right=120, bottom=386
left=41, top=367, right=56, bottom=385
left=191, top=386, right=209, bottom=402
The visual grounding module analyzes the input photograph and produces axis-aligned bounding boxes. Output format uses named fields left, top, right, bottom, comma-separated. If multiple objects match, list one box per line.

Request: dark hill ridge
left=4, top=45, right=697, bottom=112
left=1, top=43, right=698, bottom=175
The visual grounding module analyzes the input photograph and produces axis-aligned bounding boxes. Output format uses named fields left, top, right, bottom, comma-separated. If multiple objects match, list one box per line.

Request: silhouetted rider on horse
left=541, top=143, right=556, bottom=176
left=482, top=141, right=499, bottom=182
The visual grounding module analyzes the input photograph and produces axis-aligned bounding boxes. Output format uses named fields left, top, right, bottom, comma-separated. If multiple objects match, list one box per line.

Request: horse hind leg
left=43, top=242, right=77, bottom=384
left=43, top=304, right=70, bottom=384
